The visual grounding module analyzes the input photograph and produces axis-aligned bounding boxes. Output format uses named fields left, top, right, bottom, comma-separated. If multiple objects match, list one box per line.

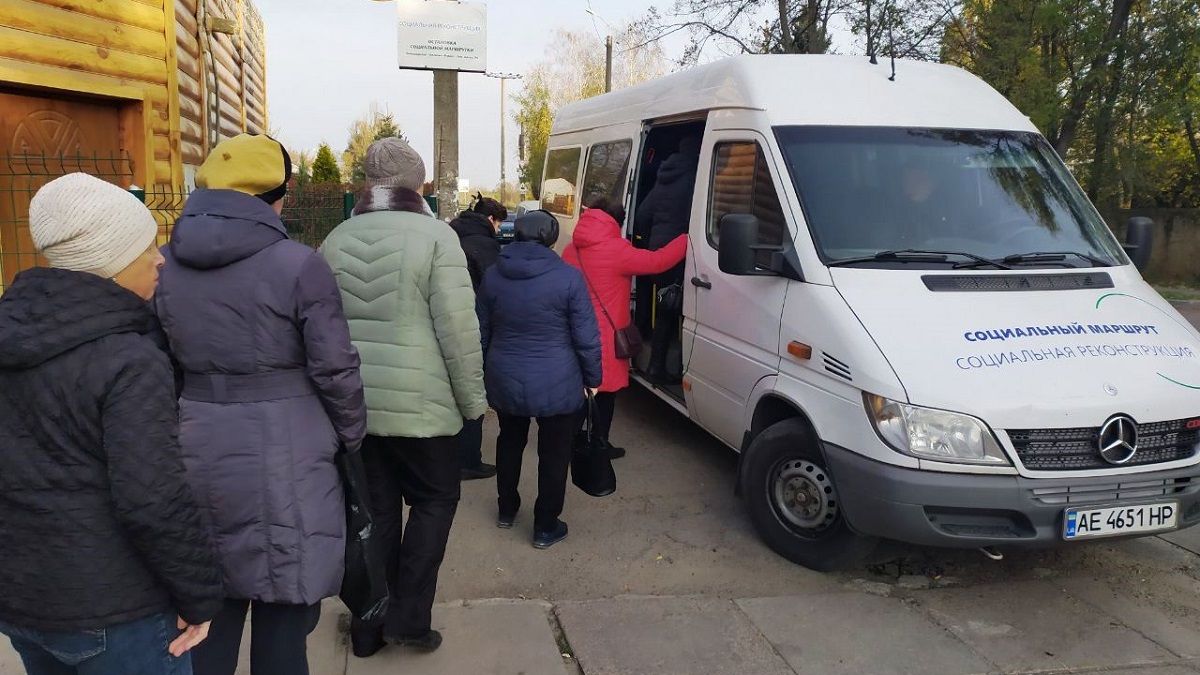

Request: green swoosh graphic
left=1099, top=293, right=1200, bottom=390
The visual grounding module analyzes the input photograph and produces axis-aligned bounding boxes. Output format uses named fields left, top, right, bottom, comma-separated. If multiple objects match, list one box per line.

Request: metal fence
left=0, top=153, right=136, bottom=293
left=0, top=152, right=355, bottom=294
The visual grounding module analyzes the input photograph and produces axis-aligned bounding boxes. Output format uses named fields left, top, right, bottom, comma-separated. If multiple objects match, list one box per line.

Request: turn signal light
left=787, top=341, right=812, bottom=360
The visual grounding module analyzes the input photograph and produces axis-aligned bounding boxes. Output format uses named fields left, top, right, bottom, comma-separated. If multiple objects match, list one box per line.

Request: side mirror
left=718, top=214, right=760, bottom=275
left=1123, top=216, right=1154, bottom=272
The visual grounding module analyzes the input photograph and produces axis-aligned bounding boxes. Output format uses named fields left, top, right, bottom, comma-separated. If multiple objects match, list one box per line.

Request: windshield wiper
left=998, top=251, right=1110, bottom=268
left=829, top=249, right=1013, bottom=270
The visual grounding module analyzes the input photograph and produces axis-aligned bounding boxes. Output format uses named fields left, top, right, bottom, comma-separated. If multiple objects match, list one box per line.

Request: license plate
left=1063, top=502, right=1178, bottom=540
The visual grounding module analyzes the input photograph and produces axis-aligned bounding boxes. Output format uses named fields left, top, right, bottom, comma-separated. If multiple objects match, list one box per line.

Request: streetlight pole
left=586, top=7, right=616, bottom=93
left=486, top=72, right=522, bottom=207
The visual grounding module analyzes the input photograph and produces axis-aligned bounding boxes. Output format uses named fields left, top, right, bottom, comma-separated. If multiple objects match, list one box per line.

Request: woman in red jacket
left=563, top=196, right=688, bottom=458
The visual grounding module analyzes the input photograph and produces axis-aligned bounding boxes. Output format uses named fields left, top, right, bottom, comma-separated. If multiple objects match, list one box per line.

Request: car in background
left=497, top=200, right=540, bottom=243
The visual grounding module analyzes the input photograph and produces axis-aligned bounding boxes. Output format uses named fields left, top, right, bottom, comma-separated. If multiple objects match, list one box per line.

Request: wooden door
left=0, top=90, right=126, bottom=290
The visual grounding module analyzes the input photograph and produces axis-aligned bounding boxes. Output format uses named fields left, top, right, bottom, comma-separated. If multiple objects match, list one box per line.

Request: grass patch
left=1155, top=286, right=1200, bottom=302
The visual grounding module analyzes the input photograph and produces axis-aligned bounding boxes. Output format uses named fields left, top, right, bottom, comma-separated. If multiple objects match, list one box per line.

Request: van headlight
left=864, top=393, right=1010, bottom=465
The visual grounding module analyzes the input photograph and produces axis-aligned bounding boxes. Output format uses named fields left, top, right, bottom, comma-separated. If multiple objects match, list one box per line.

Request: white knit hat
left=29, top=173, right=158, bottom=279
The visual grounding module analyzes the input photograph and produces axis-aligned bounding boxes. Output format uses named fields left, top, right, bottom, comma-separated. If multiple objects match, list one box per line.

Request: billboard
left=397, top=0, right=487, bottom=73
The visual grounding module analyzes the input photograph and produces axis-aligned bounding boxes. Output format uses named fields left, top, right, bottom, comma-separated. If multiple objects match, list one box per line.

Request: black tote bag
left=337, top=446, right=389, bottom=623
left=571, top=393, right=617, bottom=497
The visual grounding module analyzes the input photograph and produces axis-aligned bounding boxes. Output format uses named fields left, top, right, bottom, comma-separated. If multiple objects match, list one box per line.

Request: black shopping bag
left=571, top=393, right=617, bottom=497
left=337, top=445, right=389, bottom=623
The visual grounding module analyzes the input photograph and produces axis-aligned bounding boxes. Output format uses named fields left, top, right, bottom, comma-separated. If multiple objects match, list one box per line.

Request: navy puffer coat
left=477, top=242, right=602, bottom=418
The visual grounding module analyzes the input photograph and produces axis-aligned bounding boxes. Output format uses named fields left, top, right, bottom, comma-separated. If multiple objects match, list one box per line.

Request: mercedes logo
left=1098, top=415, right=1139, bottom=465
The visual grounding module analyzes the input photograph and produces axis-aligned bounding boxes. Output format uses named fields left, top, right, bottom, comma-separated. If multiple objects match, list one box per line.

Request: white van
left=541, top=55, right=1200, bottom=570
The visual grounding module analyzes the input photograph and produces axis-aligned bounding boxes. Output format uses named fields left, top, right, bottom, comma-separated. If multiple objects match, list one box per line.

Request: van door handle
left=691, top=276, right=712, bottom=290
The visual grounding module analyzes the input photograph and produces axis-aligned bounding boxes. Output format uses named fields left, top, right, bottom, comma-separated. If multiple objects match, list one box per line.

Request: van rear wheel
left=740, top=418, right=876, bottom=571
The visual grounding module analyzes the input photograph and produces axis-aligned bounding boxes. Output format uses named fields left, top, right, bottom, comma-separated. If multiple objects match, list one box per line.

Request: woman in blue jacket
left=477, top=210, right=602, bottom=549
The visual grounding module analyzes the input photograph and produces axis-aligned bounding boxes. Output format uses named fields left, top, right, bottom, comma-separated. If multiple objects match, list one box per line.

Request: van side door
left=684, top=131, right=790, bottom=448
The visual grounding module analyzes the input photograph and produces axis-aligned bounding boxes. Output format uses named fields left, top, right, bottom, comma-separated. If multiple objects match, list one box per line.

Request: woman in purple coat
left=154, top=134, right=367, bottom=675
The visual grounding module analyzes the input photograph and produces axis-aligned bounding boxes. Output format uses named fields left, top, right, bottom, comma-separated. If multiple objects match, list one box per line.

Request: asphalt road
left=437, top=302, right=1200, bottom=618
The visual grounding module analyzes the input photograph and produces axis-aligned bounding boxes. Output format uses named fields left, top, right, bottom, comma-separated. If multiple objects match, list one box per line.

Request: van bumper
left=823, top=443, right=1200, bottom=548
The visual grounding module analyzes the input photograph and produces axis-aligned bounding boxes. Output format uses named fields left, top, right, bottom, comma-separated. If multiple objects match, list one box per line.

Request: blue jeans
left=0, top=612, right=190, bottom=675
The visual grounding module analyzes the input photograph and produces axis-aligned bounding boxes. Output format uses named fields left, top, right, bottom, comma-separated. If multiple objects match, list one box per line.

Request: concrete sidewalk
left=9, top=577, right=1200, bottom=675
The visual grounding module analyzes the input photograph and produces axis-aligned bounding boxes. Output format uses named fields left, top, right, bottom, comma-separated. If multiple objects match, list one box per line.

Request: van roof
left=551, top=54, right=1038, bottom=135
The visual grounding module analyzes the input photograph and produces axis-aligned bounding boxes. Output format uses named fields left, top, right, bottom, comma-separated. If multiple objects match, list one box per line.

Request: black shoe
left=497, top=512, right=516, bottom=529
left=461, top=462, right=497, bottom=481
left=533, top=520, right=568, bottom=549
left=388, top=629, right=443, bottom=652
left=645, top=364, right=670, bottom=385
left=601, top=440, right=626, bottom=459
left=351, top=627, right=386, bottom=658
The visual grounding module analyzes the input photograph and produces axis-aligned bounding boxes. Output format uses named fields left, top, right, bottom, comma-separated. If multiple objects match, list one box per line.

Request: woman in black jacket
left=450, top=195, right=507, bottom=481
left=0, top=174, right=223, bottom=675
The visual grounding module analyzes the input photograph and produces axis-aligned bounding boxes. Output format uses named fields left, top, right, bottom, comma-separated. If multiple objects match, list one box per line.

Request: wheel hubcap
left=771, top=459, right=838, bottom=533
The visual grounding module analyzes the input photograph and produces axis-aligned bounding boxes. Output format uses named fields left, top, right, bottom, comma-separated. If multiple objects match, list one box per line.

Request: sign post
left=396, top=0, right=487, bottom=220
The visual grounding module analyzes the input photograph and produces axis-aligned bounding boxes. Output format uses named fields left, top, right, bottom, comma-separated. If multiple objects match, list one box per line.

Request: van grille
left=1029, top=478, right=1193, bottom=506
left=922, top=273, right=1114, bottom=292
left=1008, top=418, right=1200, bottom=471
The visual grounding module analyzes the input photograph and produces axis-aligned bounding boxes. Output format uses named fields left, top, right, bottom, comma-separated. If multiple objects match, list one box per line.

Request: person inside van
left=477, top=210, right=601, bottom=549
left=450, top=194, right=508, bottom=482
left=635, top=136, right=701, bottom=384
left=564, top=196, right=688, bottom=459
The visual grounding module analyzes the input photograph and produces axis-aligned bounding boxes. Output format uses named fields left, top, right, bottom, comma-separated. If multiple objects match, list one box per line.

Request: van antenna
left=886, top=0, right=897, bottom=81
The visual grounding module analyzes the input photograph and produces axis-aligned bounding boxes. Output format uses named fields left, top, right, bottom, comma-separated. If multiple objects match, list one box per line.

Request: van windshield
left=775, top=127, right=1126, bottom=269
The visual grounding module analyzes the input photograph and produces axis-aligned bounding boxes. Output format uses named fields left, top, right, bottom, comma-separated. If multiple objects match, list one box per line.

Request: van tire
left=740, top=418, right=876, bottom=571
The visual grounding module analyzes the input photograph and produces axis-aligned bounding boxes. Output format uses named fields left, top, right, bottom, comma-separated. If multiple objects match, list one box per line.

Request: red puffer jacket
left=563, top=208, right=687, bottom=392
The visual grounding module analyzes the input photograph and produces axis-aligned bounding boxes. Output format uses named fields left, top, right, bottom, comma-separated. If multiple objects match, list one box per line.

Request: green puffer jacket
left=321, top=209, right=487, bottom=438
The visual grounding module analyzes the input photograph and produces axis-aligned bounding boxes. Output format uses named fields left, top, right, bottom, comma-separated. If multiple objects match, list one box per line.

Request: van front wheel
left=740, top=418, right=876, bottom=571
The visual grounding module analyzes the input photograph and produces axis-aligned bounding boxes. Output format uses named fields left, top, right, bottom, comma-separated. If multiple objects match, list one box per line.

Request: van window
left=708, top=142, right=787, bottom=265
left=543, top=147, right=582, bottom=217
left=775, top=127, right=1126, bottom=267
left=581, top=140, right=633, bottom=205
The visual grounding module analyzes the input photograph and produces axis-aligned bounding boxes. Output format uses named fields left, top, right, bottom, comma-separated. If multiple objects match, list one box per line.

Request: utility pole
left=605, top=35, right=613, bottom=93
left=433, top=69, right=459, bottom=221
left=486, top=72, right=522, bottom=207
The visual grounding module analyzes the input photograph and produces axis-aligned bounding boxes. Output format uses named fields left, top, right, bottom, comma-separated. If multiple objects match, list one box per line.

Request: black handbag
left=571, top=393, right=617, bottom=497
left=656, top=283, right=683, bottom=315
left=578, top=254, right=643, bottom=360
left=337, top=446, right=389, bottom=623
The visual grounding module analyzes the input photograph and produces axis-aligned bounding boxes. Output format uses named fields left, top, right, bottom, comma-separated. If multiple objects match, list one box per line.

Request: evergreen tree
left=311, top=143, right=341, bottom=184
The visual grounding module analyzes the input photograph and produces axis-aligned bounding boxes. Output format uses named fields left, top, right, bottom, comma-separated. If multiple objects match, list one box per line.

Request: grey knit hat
left=29, top=173, right=158, bottom=279
left=363, top=138, right=426, bottom=191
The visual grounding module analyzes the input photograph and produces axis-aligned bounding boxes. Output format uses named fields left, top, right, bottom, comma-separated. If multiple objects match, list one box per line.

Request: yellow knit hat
left=196, top=134, right=292, bottom=203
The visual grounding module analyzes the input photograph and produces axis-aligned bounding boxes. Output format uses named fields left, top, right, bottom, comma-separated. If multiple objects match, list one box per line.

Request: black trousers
left=495, top=412, right=576, bottom=533
left=351, top=434, right=460, bottom=641
left=192, top=600, right=320, bottom=675
left=456, top=416, right=485, bottom=469
left=577, top=392, right=617, bottom=442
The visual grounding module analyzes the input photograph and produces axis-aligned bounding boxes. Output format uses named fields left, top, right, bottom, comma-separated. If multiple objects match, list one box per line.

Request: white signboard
left=397, top=0, right=487, bottom=73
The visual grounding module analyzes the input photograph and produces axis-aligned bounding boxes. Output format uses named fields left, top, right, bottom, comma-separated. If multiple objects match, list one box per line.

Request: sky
left=255, top=0, right=689, bottom=190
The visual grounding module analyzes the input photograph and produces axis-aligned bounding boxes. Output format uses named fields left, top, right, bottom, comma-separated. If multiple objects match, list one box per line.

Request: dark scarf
left=352, top=185, right=431, bottom=217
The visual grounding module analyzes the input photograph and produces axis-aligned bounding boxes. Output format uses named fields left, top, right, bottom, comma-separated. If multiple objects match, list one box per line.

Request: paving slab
left=555, top=595, right=792, bottom=675
left=914, top=580, right=1175, bottom=673
left=1094, top=666, right=1200, bottom=675
left=0, top=637, right=21, bottom=675
left=737, top=592, right=992, bottom=675
left=1059, top=577, right=1200, bottom=659
left=1159, top=527, right=1200, bottom=556
left=346, top=599, right=567, bottom=675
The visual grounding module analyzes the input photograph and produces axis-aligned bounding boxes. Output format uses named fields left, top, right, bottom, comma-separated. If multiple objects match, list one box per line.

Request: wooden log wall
left=0, top=0, right=269, bottom=188
left=175, top=0, right=268, bottom=171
